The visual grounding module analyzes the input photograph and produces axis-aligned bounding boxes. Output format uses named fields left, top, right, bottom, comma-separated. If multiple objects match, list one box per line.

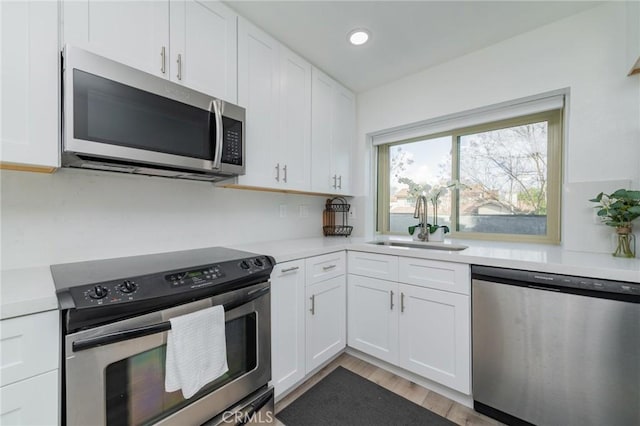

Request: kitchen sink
left=368, top=241, right=468, bottom=251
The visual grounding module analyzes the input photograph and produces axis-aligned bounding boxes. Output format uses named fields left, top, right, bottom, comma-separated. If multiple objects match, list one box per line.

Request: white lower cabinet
left=0, top=310, right=60, bottom=425
left=348, top=252, right=471, bottom=395
left=0, top=370, right=58, bottom=425
left=347, top=274, right=398, bottom=365
left=270, top=252, right=346, bottom=397
left=305, top=275, right=346, bottom=373
left=272, top=250, right=469, bottom=398
left=270, top=260, right=306, bottom=398
left=398, top=283, right=470, bottom=394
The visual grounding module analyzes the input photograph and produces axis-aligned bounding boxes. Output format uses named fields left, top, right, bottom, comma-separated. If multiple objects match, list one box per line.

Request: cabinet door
left=279, top=46, right=311, bottom=191
left=306, top=275, right=346, bottom=373
left=310, top=67, right=335, bottom=193
left=0, top=311, right=59, bottom=387
left=63, top=0, right=169, bottom=78
left=169, top=0, right=237, bottom=102
left=332, top=84, right=355, bottom=194
left=270, top=260, right=305, bottom=398
left=236, top=17, right=280, bottom=188
left=398, top=284, right=471, bottom=394
left=0, top=370, right=58, bottom=425
left=347, top=275, right=399, bottom=364
left=0, top=0, right=59, bottom=170
left=310, top=67, right=355, bottom=195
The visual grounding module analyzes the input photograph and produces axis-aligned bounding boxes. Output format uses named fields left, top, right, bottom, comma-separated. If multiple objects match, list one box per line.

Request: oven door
left=64, top=282, right=270, bottom=426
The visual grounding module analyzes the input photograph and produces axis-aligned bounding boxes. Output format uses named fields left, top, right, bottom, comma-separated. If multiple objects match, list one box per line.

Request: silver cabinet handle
left=390, top=290, right=394, bottom=310
left=401, top=292, right=405, bottom=313
left=177, top=53, right=182, bottom=80
left=275, top=163, right=280, bottom=182
left=322, top=264, right=336, bottom=271
left=283, top=164, right=288, bottom=183
left=337, top=175, right=342, bottom=189
left=332, top=174, right=337, bottom=189
left=280, top=266, right=299, bottom=273
left=160, top=46, right=166, bottom=74
left=310, top=294, right=315, bottom=315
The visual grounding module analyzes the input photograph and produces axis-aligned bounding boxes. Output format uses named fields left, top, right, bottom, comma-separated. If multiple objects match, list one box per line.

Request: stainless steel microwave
left=62, top=45, right=245, bottom=181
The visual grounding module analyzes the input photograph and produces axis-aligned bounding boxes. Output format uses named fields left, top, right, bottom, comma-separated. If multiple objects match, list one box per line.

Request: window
left=377, top=108, right=562, bottom=243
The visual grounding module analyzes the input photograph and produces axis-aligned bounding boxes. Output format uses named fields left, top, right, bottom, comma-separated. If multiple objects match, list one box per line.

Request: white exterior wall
left=355, top=2, right=640, bottom=252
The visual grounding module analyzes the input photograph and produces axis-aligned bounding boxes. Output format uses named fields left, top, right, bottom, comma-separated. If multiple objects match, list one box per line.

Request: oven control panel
left=68, top=255, right=274, bottom=309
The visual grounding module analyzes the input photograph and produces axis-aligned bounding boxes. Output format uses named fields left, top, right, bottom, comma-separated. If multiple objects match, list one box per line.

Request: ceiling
left=225, top=1, right=601, bottom=93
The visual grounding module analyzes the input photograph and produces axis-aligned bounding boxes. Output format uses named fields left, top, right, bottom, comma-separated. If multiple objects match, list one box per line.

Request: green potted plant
left=589, top=189, right=640, bottom=258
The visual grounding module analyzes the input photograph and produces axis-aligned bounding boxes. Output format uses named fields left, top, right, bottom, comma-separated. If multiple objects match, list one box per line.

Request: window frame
left=377, top=109, right=563, bottom=244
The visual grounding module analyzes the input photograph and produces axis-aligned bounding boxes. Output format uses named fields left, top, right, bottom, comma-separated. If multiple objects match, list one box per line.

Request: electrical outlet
left=348, top=207, right=356, bottom=219
left=299, top=204, right=309, bottom=218
left=279, top=205, right=287, bottom=218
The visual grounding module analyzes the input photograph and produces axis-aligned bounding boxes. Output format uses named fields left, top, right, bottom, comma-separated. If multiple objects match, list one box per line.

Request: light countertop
left=2, top=236, right=639, bottom=320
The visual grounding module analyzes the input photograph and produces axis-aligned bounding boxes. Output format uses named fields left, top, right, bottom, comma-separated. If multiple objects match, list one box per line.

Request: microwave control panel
left=221, top=117, right=242, bottom=165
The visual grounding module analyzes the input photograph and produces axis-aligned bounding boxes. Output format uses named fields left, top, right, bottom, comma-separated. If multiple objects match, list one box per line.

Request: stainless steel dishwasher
left=472, top=265, right=639, bottom=426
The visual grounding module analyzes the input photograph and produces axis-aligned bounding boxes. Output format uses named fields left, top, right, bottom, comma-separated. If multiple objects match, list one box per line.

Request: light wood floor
left=275, top=353, right=502, bottom=426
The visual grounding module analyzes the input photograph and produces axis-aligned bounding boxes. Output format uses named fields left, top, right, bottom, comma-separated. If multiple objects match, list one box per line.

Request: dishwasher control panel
left=472, top=265, right=640, bottom=297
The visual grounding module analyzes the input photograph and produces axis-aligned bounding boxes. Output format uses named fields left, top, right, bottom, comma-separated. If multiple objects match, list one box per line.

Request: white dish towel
left=165, top=304, right=228, bottom=399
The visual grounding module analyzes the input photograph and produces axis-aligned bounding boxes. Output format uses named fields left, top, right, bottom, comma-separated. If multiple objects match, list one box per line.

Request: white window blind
left=371, top=92, right=565, bottom=146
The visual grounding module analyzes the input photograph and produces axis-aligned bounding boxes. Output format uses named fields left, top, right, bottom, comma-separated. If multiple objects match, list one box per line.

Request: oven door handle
left=236, top=389, right=274, bottom=426
left=72, top=286, right=269, bottom=352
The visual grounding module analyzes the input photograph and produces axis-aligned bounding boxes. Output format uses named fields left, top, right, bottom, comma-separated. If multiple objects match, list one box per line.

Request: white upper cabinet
left=279, top=46, right=311, bottom=190
left=236, top=17, right=280, bottom=188
left=0, top=0, right=59, bottom=170
left=63, top=0, right=237, bottom=101
left=170, top=0, right=237, bottom=102
left=63, top=1, right=169, bottom=78
left=311, top=67, right=355, bottom=195
left=237, top=18, right=311, bottom=192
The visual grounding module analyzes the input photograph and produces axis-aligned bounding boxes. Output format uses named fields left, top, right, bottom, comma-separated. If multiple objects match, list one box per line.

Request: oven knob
left=120, top=280, right=137, bottom=293
left=240, top=260, right=250, bottom=270
left=253, top=258, right=263, bottom=267
left=90, top=285, right=108, bottom=299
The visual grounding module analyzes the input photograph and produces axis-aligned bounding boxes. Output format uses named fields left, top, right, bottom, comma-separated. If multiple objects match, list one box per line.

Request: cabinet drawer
left=398, top=257, right=470, bottom=295
left=347, top=251, right=398, bottom=281
left=305, top=252, right=345, bottom=285
left=0, top=370, right=59, bottom=425
left=0, top=310, right=59, bottom=387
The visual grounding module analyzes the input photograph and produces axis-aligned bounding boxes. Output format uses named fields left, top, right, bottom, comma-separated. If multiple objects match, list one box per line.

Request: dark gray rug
left=277, top=367, right=456, bottom=426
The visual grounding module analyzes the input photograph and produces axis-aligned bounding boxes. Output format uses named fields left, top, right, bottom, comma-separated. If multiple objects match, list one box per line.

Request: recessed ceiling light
left=348, top=29, right=370, bottom=46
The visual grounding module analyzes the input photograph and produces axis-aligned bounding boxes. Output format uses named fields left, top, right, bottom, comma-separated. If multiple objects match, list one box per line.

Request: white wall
left=0, top=169, right=326, bottom=270
left=355, top=2, right=640, bottom=252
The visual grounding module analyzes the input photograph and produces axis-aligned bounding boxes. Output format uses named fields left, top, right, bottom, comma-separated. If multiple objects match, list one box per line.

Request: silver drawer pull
left=322, top=264, right=337, bottom=271
left=177, top=53, right=182, bottom=80
left=310, top=294, right=315, bottom=315
left=390, top=290, right=394, bottom=310
left=275, top=163, right=280, bottom=182
left=401, top=292, right=405, bottom=313
left=281, top=266, right=299, bottom=273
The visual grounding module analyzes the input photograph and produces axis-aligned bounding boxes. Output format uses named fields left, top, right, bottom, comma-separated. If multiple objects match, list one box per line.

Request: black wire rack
left=323, top=197, right=353, bottom=237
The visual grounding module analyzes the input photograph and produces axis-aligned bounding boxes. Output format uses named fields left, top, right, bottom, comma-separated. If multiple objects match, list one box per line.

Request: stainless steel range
left=51, top=247, right=275, bottom=426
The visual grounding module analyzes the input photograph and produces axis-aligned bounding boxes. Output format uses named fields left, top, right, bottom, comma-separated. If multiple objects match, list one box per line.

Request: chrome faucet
left=413, top=195, right=429, bottom=241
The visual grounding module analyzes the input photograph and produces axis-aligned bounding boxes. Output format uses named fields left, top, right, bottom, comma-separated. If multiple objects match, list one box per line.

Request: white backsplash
left=562, top=180, right=635, bottom=253
left=0, top=169, right=327, bottom=270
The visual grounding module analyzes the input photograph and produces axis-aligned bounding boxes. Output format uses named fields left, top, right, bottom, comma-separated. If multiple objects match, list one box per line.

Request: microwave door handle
left=209, top=99, right=224, bottom=170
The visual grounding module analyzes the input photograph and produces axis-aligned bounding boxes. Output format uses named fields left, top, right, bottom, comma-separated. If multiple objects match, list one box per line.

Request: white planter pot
left=430, top=227, right=445, bottom=242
